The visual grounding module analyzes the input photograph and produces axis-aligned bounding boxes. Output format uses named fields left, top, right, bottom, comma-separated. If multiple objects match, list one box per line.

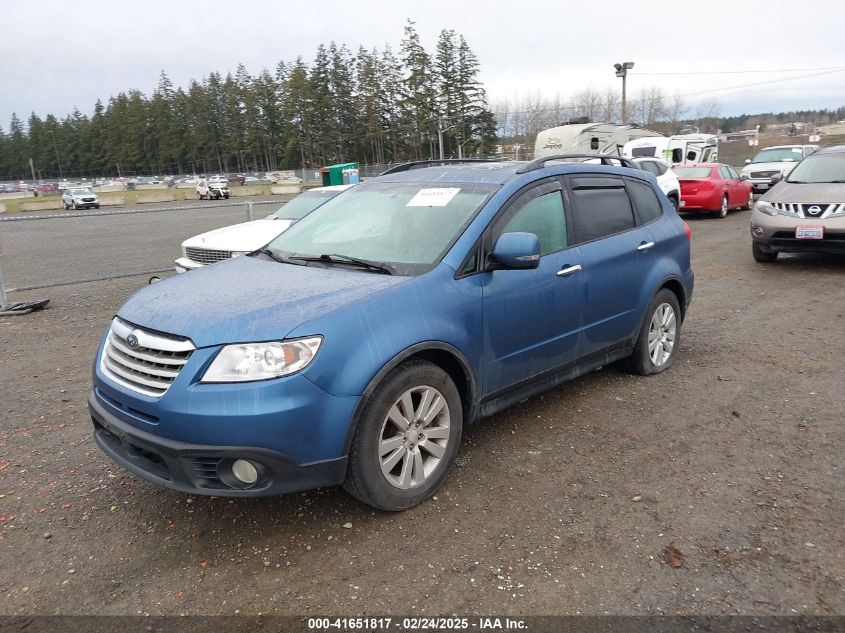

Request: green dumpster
left=320, top=162, right=359, bottom=186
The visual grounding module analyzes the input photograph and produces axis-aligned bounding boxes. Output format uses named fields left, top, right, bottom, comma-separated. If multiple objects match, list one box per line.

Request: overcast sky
left=4, top=0, right=845, bottom=127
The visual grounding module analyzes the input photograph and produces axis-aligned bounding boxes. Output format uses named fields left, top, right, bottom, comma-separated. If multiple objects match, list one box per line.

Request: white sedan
left=174, top=184, right=353, bottom=273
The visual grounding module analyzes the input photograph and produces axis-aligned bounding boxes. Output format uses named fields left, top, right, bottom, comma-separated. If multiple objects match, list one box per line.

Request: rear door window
left=566, top=176, right=637, bottom=244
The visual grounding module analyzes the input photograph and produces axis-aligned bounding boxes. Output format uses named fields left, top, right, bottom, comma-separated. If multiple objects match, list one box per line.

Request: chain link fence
left=0, top=199, right=283, bottom=311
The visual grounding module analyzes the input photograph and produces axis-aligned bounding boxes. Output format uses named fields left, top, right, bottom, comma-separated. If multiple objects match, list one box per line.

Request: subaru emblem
left=126, top=333, right=140, bottom=348
left=807, top=205, right=822, bottom=216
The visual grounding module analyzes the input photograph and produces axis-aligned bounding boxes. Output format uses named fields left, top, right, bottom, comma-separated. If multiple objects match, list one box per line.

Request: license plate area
left=795, top=225, right=824, bottom=240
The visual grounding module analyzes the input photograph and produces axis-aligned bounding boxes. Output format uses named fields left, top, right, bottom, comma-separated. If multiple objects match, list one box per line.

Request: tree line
left=0, top=20, right=497, bottom=181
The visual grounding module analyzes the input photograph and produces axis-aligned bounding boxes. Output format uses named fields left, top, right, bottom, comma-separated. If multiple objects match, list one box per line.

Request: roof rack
left=515, top=154, right=637, bottom=174
left=380, top=158, right=509, bottom=175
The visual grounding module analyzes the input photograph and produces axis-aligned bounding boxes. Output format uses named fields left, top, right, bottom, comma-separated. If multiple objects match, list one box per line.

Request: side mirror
left=770, top=173, right=783, bottom=184
left=740, top=174, right=749, bottom=181
left=744, top=159, right=752, bottom=164
left=488, top=232, right=541, bottom=270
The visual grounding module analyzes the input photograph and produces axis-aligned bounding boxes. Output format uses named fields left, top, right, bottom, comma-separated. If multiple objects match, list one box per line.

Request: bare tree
left=630, top=86, right=668, bottom=127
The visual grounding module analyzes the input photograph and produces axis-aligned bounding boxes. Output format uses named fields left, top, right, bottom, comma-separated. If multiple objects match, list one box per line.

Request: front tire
left=344, top=360, right=462, bottom=511
left=752, top=242, right=777, bottom=263
left=742, top=190, right=754, bottom=210
left=626, top=289, right=681, bottom=376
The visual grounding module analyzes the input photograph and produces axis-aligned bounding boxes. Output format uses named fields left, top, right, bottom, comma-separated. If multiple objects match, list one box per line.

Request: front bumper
left=174, top=256, right=203, bottom=274
left=89, top=389, right=348, bottom=496
left=750, top=210, right=845, bottom=254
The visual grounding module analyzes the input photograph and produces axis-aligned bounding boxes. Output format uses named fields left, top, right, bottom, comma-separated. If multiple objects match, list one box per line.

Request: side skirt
left=469, top=343, right=633, bottom=423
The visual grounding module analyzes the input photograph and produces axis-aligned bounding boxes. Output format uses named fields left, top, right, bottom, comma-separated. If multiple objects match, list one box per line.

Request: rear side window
left=568, top=176, right=636, bottom=244
left=627, top=180, right=663, bottom=224
left=637, top=161, right=661, bottom=176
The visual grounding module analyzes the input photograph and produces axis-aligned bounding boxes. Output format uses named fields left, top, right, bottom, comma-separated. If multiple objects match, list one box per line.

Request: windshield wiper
left=291, top=253, right=394, bottom=275
left=255, top=248, right=306, bottom=265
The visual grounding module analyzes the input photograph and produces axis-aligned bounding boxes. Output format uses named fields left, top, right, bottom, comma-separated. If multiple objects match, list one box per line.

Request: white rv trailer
left=533, top=123, right=663, bottom=158
left=622, top=133, right=719, bottom=165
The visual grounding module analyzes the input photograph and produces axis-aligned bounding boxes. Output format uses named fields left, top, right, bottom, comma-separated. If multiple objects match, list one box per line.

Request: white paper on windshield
left=407, top=188, right=461, bottom=207
left=792, top=148, right=803, bottom=153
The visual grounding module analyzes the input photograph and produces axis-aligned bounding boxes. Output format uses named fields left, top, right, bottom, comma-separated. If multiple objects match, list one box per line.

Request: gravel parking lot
left=0, top=205, right=843, bottom=616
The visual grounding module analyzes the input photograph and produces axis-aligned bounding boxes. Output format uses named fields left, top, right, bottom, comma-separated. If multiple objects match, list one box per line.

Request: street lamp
left=613, top=61, right=635, bottom=124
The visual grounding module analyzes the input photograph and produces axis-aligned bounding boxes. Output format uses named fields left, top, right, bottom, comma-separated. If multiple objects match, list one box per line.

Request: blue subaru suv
left=89, top=156, right=693, bottom=510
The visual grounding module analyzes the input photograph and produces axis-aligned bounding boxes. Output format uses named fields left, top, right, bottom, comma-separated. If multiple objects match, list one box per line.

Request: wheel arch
left=658, top=276, right=687, bottom=322
left=341, top=342, right=477, bottom=455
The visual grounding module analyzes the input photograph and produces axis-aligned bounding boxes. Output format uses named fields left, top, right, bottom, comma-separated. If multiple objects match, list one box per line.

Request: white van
left=623, top=134, right=719, bottom=166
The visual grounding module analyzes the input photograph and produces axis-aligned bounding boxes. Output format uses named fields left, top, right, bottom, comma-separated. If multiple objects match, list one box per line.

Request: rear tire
left=717, top=194, right=728, bottom=218
left=626, top=289, right=682, bottom=376
left=669, top=195, right=680, bottom=213
left=344, top=360, right=462, bottom=511
left=752, top=242, right=777, bottom=263
left=742, top=190, right=754, bottom=210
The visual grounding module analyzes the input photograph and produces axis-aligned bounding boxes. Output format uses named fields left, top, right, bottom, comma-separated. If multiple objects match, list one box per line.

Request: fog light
left=232, top=459, right=258, bottom=485
left=752, top=226, right=764, bottom=237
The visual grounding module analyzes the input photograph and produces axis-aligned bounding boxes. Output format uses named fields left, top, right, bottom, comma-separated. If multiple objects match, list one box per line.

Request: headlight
left=754, top=200, right=777, bottom=216
left=201, top=336, right=322, bottom=383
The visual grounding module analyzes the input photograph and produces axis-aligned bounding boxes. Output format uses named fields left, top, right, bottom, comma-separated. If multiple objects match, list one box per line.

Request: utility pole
left=438, top=120, right=456, bottom=160
left=29, top=157, right=36, bottom=181
left=116, top=163, right=122, bottom=178
left=614, top=61, right=635, bottom=124
left=49, top=129, right=63, bottom=179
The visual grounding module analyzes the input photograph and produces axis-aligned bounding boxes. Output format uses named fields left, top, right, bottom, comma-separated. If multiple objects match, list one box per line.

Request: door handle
left=556, top=264, right=582, bottom=276
left=637, top=241, right=655, bottom=252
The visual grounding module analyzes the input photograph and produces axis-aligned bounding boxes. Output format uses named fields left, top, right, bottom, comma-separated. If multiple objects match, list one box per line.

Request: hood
left=761, top=180, right=845, bottom=203
left=741, top=161, right=799, bottom=174
left=117, top=255, right=407, bottom=348
left=182, top=218, right=291, bottom=253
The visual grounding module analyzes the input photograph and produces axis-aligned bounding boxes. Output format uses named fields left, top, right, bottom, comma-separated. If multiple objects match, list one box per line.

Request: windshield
left=785, top=153, right=845, bottom=183
left=71, top=189, right=90, bottom=195
left=265, top=181, right=497, bottom=276
left=674, top=167, right=712, bottom=179
left=273, top=190, right=341, bottom=220
left=751, top=147, right=804, bottom=163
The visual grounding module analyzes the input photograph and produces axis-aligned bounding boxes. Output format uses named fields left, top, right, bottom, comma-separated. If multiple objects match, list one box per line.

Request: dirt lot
left=0, top=207, right=843, bottom=617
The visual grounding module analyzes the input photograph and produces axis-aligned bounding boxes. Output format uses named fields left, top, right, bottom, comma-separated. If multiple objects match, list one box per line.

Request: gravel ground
left=0, top=206, right=843, bottom=617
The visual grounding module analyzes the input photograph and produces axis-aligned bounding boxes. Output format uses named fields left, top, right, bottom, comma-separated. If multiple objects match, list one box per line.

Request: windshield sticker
left=407, top=188, right=461, bottom=207
left=792, top=148, right=803, bottom=153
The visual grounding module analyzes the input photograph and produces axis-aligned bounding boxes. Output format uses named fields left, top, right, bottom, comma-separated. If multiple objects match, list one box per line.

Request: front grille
left=185, top=246, right=232, bottom=265
left=81, top=197, right=96, bottom=202
left=100, top=318, right=194, bottom=398
left=770, top=202, right=845, bottom=219
left=750, top=170, right=778, bottom=178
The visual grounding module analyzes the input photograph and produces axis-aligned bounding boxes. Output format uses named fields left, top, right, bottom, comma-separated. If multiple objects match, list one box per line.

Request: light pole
left=613, top=61, right=635, bottom=124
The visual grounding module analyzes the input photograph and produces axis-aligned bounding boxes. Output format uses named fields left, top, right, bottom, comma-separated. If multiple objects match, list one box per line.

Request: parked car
left=62, top=188, right=100, bottom=210
left=228, top=174, right=246, bottom=185
left=750, top=145, right=845, bottom=262
left=196, top=178, right=229, bottom=200
left=675, top=164, right=754, bottom=217
left=174, top=184, right=354, bottom=273
left=740, top=145, right=818, bottom=193
left=89, top=157, right=693, bottom=510
left=631, top=157, right=682, bottom=211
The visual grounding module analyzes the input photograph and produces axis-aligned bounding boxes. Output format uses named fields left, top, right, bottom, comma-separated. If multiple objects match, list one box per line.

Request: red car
left=675, top=163, right=754, bottom=218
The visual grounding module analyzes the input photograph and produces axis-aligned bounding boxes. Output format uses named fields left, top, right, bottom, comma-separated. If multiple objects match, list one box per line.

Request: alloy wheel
left=647, top=303, right=676, bottom=367
left=378, top=385, right=451, bottom=490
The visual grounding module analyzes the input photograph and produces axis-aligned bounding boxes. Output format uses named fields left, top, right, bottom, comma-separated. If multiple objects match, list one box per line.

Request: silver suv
left=740, top=144, right=818, bottom=194
left=750, top=145, right=845, bottom=262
